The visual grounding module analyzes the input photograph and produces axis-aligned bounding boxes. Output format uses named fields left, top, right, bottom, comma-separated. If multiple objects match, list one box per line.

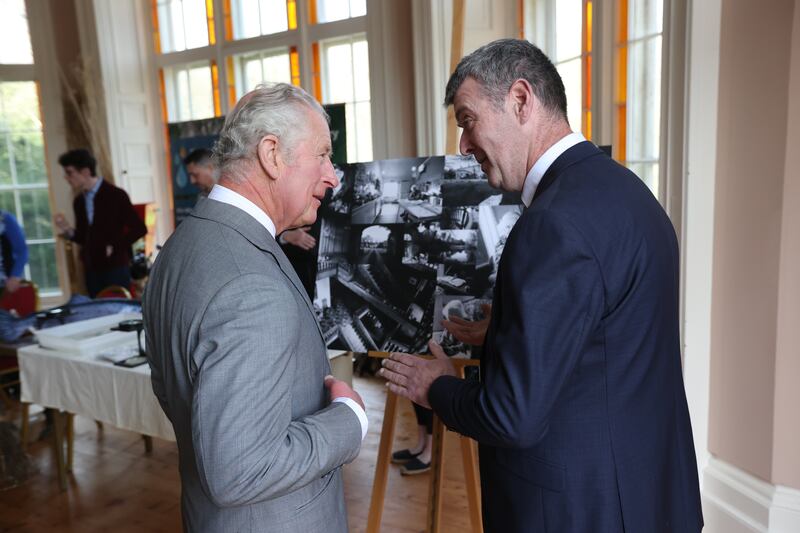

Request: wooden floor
left=0, top=376, right=477, bottom=532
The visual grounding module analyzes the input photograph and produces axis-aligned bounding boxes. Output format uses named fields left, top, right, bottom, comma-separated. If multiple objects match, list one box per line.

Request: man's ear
left=508, top=79, right=535, bottom=123
left=257, top=134, right=281, bottom=180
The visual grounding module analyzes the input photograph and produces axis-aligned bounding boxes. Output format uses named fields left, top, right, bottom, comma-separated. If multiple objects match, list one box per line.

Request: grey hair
left=214, top=83, right=328, bottom=181
left=444, top=39, right=568, bottom=120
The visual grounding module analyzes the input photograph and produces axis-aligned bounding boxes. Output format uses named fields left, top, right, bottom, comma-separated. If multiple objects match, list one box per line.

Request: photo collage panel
left=314, top=155, right=523, bottom=357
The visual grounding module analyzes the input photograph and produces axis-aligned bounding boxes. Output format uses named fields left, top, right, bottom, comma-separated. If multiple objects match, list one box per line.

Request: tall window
left=152, top=0, right=373, bottom=162
left=526, top=0, right=592, bottom=138
left=320, top=35, right=371, bottom=162
left=0, top=0, right=60, bottom=294
left=617, top=0, right=663, bottom=195
left=526, top=0, right=665, bottom=200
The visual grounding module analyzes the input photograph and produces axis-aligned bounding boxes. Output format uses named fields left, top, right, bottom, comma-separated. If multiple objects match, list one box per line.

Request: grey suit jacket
left=143, top=198, right=362, bottom=532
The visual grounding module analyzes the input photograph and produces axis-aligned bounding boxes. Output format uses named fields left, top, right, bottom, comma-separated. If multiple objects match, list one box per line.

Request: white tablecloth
left=18, top=344, right=350, bottom=443
left=18, top=343, right=176, bottom=441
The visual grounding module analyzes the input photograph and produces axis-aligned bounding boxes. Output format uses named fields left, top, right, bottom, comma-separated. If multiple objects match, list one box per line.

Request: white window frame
left=0, top=0, right=70, bottom=301
left=524, top=0, right=685, bottom=221
left=148, top=0, right=375, bottom=144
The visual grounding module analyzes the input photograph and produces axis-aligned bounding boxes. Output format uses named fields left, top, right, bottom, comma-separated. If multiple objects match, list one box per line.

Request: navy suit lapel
left=532, top=141, right=604, bottom=204
left=484, top=142, right=603, bottom=366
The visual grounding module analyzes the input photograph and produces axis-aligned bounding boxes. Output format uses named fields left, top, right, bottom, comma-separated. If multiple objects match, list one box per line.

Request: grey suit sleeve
left=191, top=273, right=362, bottom=508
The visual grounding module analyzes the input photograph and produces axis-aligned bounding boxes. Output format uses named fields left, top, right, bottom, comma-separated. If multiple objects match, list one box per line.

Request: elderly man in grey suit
left=143, top=83, right=367, bottom=532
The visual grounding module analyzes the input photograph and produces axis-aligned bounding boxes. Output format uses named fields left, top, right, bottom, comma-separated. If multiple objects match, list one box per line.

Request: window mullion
left=213, top=0, right=229, bottom=114
left=297, top=0, right=314, bottom=95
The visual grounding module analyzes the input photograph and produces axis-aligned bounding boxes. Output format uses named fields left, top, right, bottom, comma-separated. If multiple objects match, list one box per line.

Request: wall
left=707, top=0, right=794, bottom=483
left=772, top=0, right=800, bottom=490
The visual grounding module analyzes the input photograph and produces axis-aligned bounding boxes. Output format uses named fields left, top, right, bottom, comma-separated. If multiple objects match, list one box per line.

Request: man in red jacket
left=55, top=149, right=147, bottom=297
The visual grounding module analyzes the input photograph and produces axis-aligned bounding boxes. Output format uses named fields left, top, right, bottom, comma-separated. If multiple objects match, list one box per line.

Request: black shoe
left=391, top=448, right=421, bottom=464
left=400, top=457, right=431, bottom=475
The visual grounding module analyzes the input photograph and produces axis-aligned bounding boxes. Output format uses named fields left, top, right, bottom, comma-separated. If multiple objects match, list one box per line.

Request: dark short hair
left=183, top=148, right=214, bottom=167
left=444, top=38, right=568, bottom=121
left=58, top=149, right=97, bottom=176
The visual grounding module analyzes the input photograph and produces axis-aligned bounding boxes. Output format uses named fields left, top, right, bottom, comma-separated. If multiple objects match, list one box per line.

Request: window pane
left=18, top=188, right=53, bottom=240
left=353, top=101, right=372, bottom=162
left=188, top=66, right=214, bottom=117
left=0, top=0, right=32, bottom=63
left=352, top=39, right=370, bottom=101
left=231, top=49, right=291, bottom=99
left=0, top=136, right=13, bottom=186
left=259, top=0, right=289, bottom=35
left=557, top=58, right=582, bottom=134
left=324, top=42, right=354, bottom=103
left=12, top=132, right=47, bottom=185
left=628, top=162, right=659, bottom=197
left=27, top=242, right=59, bottom=293
left=156, top=0, right=209, bottom=53
left=315, top=0, right=366, bottom=23
left=555, top=0, right=582, bottom=61
left=163, top=63, right=215, bottom=122
left=0, top=191, right=14, bottom=214
left=0, top=82, right=43, bottom=133
left=0, top=81, right=57, bottom=293
left=626, top=36, right=661, bottom=161
left=629, top=0, right=663, bottom=40
left=321, top=36, right=371, bottom=163
left=230, top=0, right=288, bottom=39
left=0, top=83, right=48, bottom=185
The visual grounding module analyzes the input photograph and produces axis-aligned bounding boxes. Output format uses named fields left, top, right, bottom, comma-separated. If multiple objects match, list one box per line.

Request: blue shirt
left=0, top=211, right=28, bottom=279
left=84, top=177, right=103, bottom=225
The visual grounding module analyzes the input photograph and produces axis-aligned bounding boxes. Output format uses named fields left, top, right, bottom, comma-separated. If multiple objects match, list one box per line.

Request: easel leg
left=51, top=409, right=67, bottom=491
left=427, top=416, right=446, bottom=533
left=66, top=413, right=74, bottom=472
left=366, top=390, right=399, bottom=533
left=460, top=436, right=482, bottom=532
left=19, top=402, right=29, bottom=451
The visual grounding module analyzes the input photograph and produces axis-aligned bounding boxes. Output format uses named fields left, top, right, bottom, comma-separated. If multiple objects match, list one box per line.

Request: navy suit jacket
left=429, top=142, right=703, bottom=532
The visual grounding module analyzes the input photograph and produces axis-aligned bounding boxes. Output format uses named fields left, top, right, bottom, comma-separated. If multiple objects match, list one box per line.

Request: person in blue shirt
left=0, top=210, right=29, bottom=294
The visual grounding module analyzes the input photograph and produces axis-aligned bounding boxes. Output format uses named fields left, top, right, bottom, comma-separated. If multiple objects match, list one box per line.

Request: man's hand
left=324, top=375, right=365, bottom=411
left=379, top=340, right=456, bottom=409
left=54, top=213, right=73, bottom=234
left=4, top=276, right=21, bottom=293
left=282, top=227, right=316, bottom=250
left=442, top=303, right=492, bottom=346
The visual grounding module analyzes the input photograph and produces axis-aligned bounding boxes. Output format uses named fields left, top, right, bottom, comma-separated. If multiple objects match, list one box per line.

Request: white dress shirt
left=207, top=184, right=368, bottom=440
left=521, top=132, right=586, bottom=207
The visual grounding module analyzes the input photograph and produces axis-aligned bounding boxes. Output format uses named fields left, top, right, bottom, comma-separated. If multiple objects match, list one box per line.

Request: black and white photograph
left=314, top=260, right=437, bottom=354
left=477, top=204, right=524, bottom=286
left=351, top=156, right=445, bottom=224
left=441, top=154, right=521, bottom=206
left=431, top=293, right=489, bottom=358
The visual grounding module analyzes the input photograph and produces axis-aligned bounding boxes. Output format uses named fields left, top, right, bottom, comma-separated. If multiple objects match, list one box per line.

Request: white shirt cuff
left=332, top=397, right=368, bottom=441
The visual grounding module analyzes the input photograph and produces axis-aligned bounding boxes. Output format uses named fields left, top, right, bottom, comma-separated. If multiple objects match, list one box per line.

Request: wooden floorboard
left=0, top=376, right=476, bottom=532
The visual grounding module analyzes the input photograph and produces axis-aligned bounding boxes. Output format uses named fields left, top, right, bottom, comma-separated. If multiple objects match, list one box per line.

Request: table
left=18, top=341, right=351, bottom=490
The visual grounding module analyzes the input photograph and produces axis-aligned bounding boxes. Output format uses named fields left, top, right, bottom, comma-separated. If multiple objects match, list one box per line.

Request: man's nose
left=323, top=160, right=339, bottom=188
left=459, top=132, right=473, bottom=156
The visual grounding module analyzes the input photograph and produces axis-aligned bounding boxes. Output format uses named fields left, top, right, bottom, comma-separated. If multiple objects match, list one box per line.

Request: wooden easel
left=365, top=351, right=482, bottom=533
left=367, top=1, right=472, bottom=528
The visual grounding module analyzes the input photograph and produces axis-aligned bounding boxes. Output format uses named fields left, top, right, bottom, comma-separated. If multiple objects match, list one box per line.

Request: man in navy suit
left=380, top=39, right=703, bottom=532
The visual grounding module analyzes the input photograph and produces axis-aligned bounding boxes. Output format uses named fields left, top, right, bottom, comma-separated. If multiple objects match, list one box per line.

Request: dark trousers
left=413, top=403, right=433, bottom=434
left=85, top=266, right=131, bottom=298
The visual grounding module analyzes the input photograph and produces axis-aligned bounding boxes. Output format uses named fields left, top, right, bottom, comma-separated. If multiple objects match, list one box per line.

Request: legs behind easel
left=366, top=389, right=483, bottom=533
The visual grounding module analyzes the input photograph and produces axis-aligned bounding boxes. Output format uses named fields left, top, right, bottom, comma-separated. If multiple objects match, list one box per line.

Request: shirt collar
left=207, top=184, right=276, bottom=238
left=521, top=132, right=586, bottom=207
left=85, top=176, right=103, bottom=197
